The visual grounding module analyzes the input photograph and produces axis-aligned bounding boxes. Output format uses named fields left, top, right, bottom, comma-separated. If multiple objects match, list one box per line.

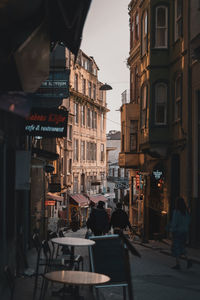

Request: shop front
left=69, top=194, right=90, bottom=228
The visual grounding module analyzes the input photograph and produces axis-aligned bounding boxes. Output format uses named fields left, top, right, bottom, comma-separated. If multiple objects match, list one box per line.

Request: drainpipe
left=2, top=139, right=7, bottom=261
left=187, top=1, right=192, bottom=243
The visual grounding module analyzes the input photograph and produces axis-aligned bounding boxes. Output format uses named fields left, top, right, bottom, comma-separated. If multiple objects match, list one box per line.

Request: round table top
left=44, top=270, right=110, bottom=286
left=51, top=236, right=95, bottom=247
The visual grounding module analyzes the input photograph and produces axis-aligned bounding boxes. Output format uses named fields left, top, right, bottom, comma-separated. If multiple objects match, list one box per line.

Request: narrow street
left=46, top=229, right=200, bottom=300
left=130, top=245, right=200, bottom=300
left=68, top=228, right=200, bottom=300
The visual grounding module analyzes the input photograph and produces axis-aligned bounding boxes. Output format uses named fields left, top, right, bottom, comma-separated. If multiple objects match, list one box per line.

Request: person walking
left=169, top=196, right=192, bottom=270
left=86, top=201, right=110, bottom=236
left=110, top=202, right=132, bottom=234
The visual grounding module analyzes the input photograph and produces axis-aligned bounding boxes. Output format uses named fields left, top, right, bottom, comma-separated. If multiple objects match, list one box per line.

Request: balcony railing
left=121, top=90, right=130, bottom=105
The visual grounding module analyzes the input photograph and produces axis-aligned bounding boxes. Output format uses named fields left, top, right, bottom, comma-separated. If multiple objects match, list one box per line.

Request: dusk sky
left=81, top=0, right=130, bottom=133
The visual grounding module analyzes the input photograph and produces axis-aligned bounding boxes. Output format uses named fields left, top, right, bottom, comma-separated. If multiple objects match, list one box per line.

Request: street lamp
left=99, top=83, right=113, bottom=91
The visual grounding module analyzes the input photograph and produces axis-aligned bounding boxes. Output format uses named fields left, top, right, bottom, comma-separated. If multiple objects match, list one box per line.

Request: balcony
left=118, top=152, right=144, bottom=169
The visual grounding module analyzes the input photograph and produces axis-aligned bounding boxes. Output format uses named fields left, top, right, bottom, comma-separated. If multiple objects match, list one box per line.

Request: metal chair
left=89, top=234, right=141, bottom=300
left=4, top=265, right=15, bottom=300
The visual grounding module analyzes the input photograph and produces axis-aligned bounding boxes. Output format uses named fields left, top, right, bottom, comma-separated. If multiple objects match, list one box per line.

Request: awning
left=89, top=195, right=108, bottom=204
left=69, top=194, right=89, bottom=207
left=47, top=192, right=63, bottom=202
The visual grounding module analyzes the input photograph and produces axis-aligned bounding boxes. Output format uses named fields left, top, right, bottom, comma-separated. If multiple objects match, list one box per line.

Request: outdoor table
left=43, top=270, right=110, bottom=299
left=51, top=237, right=95, bottom=262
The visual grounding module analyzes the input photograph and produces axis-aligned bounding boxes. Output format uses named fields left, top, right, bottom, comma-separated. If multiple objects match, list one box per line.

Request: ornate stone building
left=67, top=50, right=109, bottom=197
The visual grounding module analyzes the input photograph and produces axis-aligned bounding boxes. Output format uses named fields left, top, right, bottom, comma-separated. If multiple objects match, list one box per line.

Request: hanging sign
left=25, top=108, right=68, bottom=137
left=36, top=70, right=70, bottom=98
left=153, top=170, right=163, bottom=180
left=45, top=200, right=56, bottom=206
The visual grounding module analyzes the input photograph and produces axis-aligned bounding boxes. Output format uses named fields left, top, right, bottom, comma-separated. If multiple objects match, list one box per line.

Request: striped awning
left=69, top=194, right=89, bottom=207
left=89, top=195, right=108, bottom=204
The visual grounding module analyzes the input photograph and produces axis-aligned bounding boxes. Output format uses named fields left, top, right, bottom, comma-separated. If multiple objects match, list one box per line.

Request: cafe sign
left=25, top=108, right=68, bottom=137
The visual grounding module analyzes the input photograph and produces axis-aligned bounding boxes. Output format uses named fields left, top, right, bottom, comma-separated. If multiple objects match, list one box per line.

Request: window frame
left=130, top=120, right=138, bottom=152
left=88, top=81, right=92, bottom=98
left=155, top=6, right=168, bottom=48
left=140, top=84, right=148, bottom=129
left=74, top=139, right=79, bottom=162
left=75, top=103, right=79, bottom=124
left=154, top=82, right=168, bottom=125
left=141, top=10, right=148, bottom=56
left=74, top=73, right=78, bottom=92
left=82, top=78, right=86, bottom=94
left=87, top=107, right=91, bottom=128
left=81, top=140, right=85, bottom=161
left=81, top=105, right=85, bottom=126
left=135, top=12, right=139, bottom=41
left=174, top=75, right=182, bottom=121
left=174, top=0, right=183, bottom=41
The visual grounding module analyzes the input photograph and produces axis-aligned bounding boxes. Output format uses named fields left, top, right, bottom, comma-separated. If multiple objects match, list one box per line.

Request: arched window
left=155, top=82, right=167, bottom=125
left=155, top=6, right=168, bottom=48
left=141, top=11, right=148, bottom=56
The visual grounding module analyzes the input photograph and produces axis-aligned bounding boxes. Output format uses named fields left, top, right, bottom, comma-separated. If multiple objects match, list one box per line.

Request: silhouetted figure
left=86, top=201, right=109, bottom=236
left=110, top=202, right=132, bottom=234
left=168, top=196, right=191, bottom=270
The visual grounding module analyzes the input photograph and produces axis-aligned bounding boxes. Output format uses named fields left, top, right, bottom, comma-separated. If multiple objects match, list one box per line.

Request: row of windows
left=74, top=103, right=105, bottom=131
left=141, top=75, right=182, bottom=128
left=73, top=139, right=105, bottom=162
left=73, top=174, right=105, bottom=193
left=130, top=0, right=183, bottom=52
left=74, top=73, right=104, bottom=101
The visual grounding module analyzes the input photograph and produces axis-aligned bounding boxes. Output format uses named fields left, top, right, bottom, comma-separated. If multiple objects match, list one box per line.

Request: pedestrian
left=86, top=201, right=109, bottom=236
left=168, top=196, right=192, bottom=270
left=110, top=202, right=132, bottom=234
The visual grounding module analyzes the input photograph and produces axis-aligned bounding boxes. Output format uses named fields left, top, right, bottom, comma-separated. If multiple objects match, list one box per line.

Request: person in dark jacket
left=86, top=201, right=109, bottom=236
left=110, top=202, right=132, bottom=234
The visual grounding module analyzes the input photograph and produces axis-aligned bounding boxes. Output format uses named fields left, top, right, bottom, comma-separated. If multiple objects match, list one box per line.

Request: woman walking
left=169, top=196, right=192, bottom=270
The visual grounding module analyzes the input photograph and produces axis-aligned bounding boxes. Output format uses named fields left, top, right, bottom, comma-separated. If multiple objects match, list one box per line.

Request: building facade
left=120, top=0, right=200, bottom=242
left=67, top=50, right=109, bottom=197
left=107, top=130, right=129, bottom=207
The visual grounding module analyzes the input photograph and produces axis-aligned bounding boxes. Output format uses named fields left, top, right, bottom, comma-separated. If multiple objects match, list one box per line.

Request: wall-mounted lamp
left=99, top=83, right=112, bottom=91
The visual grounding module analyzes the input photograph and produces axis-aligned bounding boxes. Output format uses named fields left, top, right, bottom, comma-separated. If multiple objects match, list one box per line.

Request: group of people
left=86, top=201, right=132, bottom=236
left=86, top=196, right=192, bottom=270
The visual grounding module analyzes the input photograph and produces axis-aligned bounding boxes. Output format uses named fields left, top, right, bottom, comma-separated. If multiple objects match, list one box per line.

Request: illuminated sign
left=153, top=170, right=163, bottom=180
left=36, top=70, right=70, bottom=98
left=25, top=108, right=68, bottom=137
left=45, top=200, right=56, bottom=206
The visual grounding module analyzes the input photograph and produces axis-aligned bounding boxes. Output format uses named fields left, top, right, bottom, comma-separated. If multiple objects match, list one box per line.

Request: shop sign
left=25, top=108, right=68, bottom=137
left=36, top=70, right=70, bottom=98
left=45, top=200, right=56, bottom=206
left=153, top=170, right=163, bottom=180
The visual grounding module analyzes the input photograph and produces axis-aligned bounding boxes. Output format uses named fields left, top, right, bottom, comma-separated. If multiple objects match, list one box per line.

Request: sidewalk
left=133, top=237, right=200, bottom=265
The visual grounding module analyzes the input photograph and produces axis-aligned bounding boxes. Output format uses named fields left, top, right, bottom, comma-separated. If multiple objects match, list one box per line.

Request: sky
left=81, top=0, right=130, bottom=133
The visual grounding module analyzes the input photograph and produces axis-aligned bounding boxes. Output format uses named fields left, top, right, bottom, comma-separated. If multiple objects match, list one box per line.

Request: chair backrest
left=32, top=233, right=41, bottom=252
left=89, top=234, right=130, bottom=284
left=58, top=230, right=65, bottom=237
left=41, top=240, right=52, bottom=272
